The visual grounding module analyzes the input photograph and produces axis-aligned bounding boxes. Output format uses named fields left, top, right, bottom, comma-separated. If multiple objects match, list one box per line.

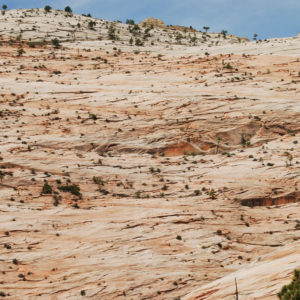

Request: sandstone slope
left=0, top=8, right=299, bottom=300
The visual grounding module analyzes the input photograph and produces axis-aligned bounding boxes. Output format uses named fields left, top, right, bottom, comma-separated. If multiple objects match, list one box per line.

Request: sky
left=4, top=0, right=300, bottom=39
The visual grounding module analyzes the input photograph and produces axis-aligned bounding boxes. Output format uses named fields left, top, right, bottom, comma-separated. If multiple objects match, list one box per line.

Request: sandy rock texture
left=0, top=9, right=245, bottom=46
left=184, top=243, right=300, bottom=299
left=0, top=8, right=299, bottom=300
left=139, top=17, right=166, bottom=29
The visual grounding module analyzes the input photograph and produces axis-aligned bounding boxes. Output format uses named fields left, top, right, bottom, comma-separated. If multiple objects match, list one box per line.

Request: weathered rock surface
left=139, top=17, right=166, bottom=28
left=184, top=242, right=300, bottom=299
left=0, top=8, right=299, bottom=300
left=0, top=9, right=245, bottom=46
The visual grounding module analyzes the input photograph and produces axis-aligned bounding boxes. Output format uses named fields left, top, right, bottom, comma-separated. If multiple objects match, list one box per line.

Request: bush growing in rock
left=108, top=24, right=118, bottom=40
left=44, top=5, right=51, bottom=13
left=2, top=4, right=7, bottom=15
left=42, top=182, right=52, bottom=194
left=58, top=184, right=81, bottom=197
left=88, top=21, right=96, bottom=30
left=126, top=19, right=135, bottom=25
left=51, top=38, right=60, bottom=49
left=278, top=270, right=300, bottom=300
left=64, top=6, right=72, bottom=13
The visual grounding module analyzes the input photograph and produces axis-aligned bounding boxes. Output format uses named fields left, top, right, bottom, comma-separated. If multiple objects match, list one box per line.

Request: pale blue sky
left=4, top=0, right=300, bottom=39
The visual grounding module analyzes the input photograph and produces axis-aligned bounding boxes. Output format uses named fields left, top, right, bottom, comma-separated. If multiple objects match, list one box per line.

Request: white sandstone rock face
left=0, top=8, right=299, bottom=300
left=184, top=242, right=300, bottom=300
left=0, top=8, right=245, bottom=46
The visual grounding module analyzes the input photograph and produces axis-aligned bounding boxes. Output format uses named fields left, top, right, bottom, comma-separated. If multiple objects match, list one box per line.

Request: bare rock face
left=139, top=17, right=166, bottom=28
left=184, top=241, right=300, bottom=300
left=0, top=9, right=245, bottom=46
left=0, top=8, right=299, bottom=300
left=167, top=25, right=198, bottom=32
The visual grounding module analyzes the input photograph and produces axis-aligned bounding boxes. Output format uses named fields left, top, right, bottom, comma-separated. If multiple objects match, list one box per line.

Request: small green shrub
left=88, top=21, right=96, bottom=30
left=42, top=182, right=52, bottom=194
left=108, top=24, right=118, bottom=40
left=17, top=48, right=25, bottom=56
left=135, top=38, right=143, bottom=46
left=44, top=5, right=51, bottom=12
left=64, top=6, right=72, bottom=13
left=278, top=270, right=300, bottom=300
left=224, top=63, right=233, bottom=69
left=209, top=189, right=217, bottom=199
left=90, top=113, right=97, bottom=120
left=58, top=184, right=81, bottom=197
left=93, top=176, right=104, bottom=185
left=126, top=19, right=135, bottom=25
left=51, top=38, right=60, bottom=49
